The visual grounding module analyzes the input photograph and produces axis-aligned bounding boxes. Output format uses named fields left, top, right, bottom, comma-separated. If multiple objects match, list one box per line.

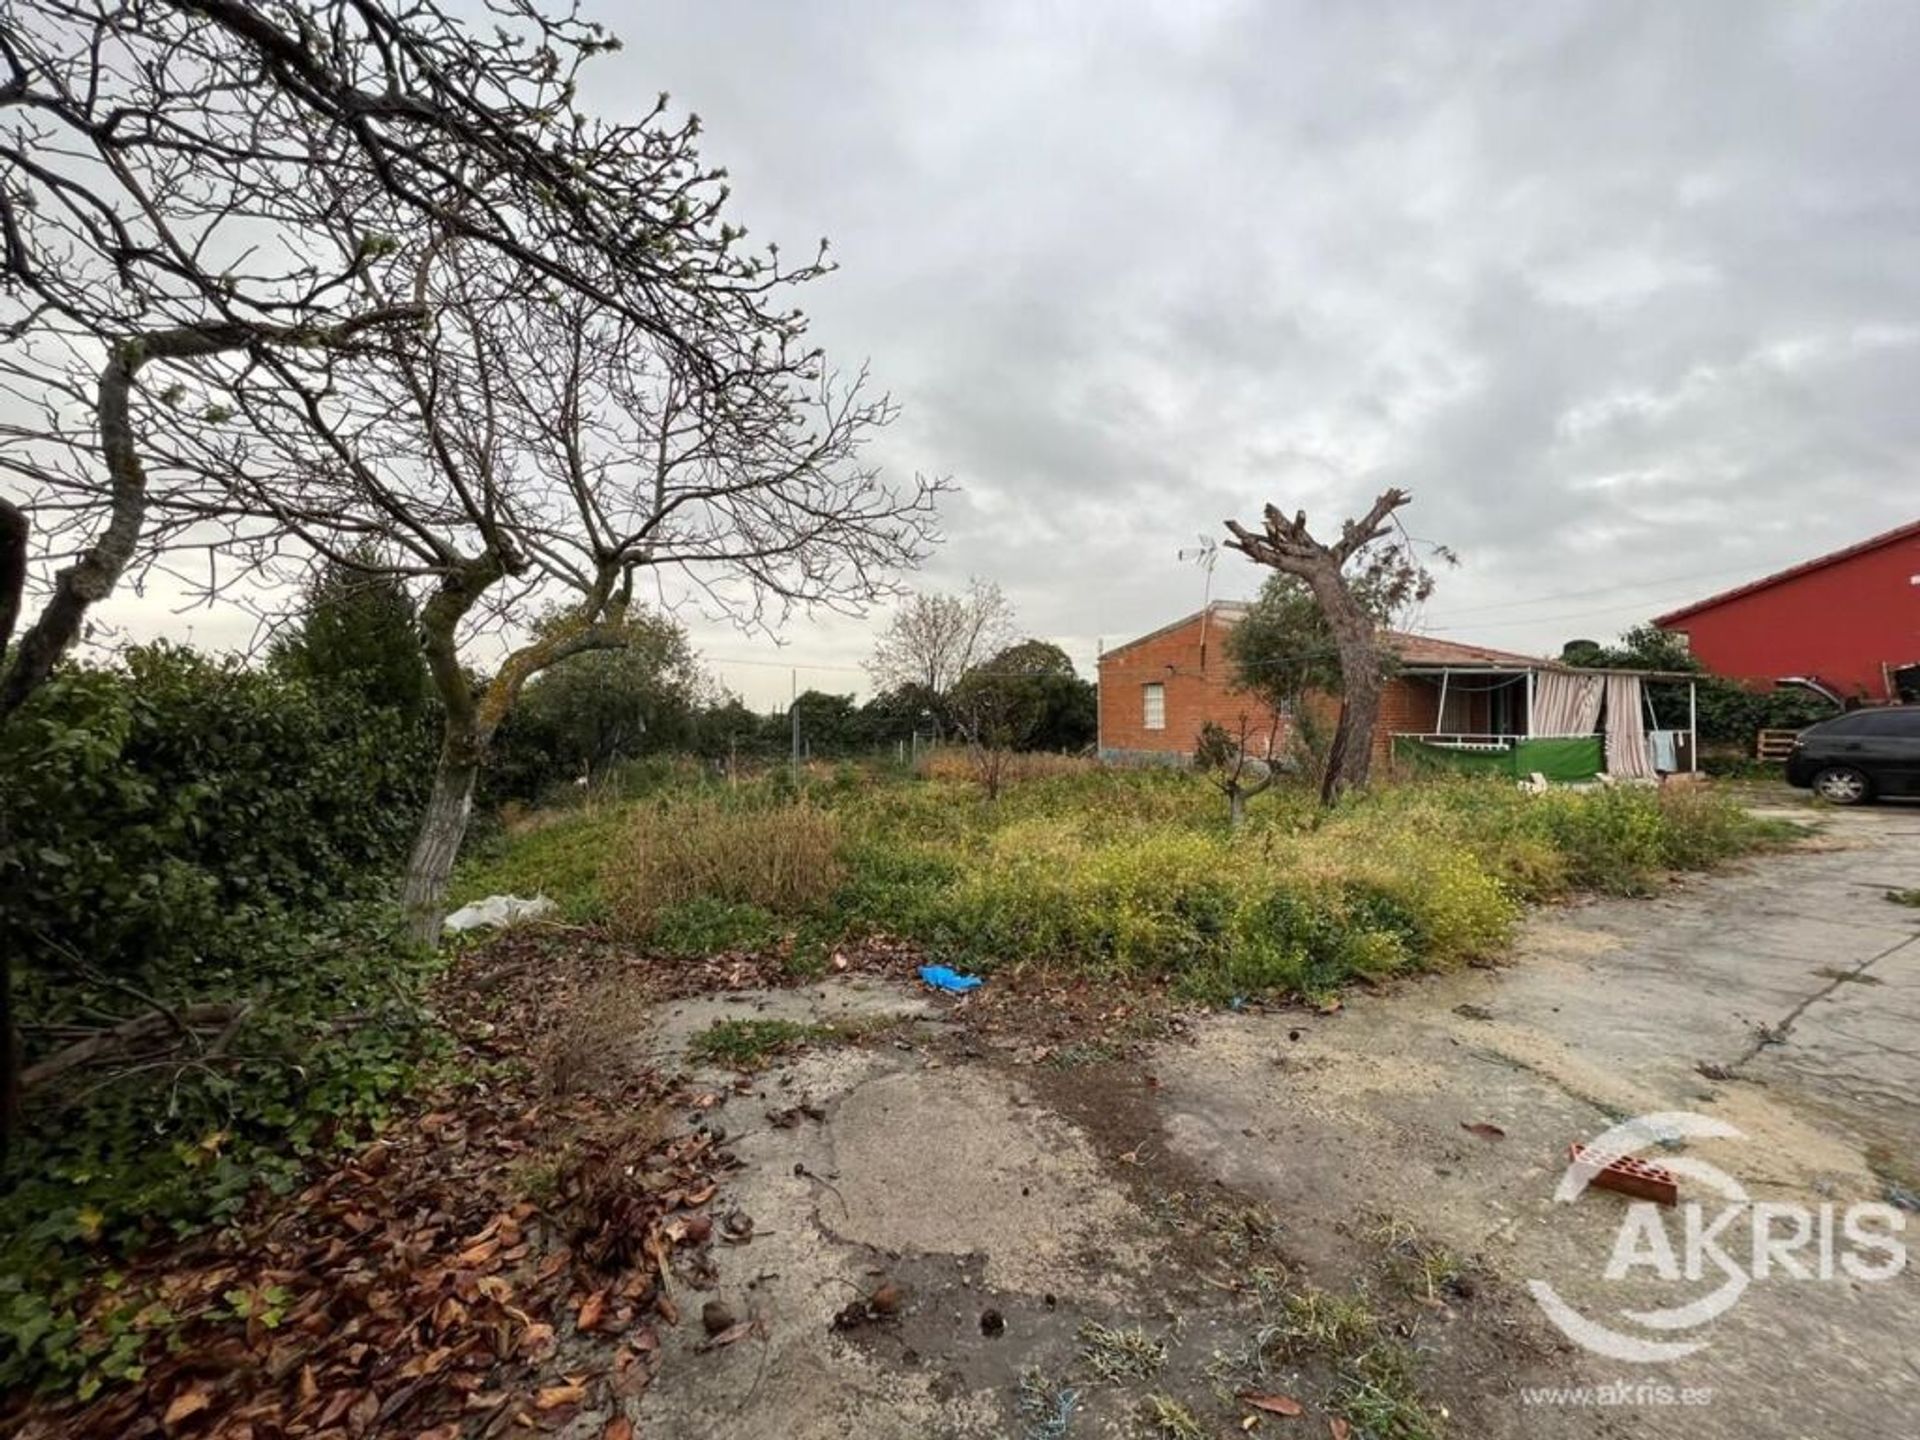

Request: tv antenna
left=1179, top=535, right=1222, bottom=669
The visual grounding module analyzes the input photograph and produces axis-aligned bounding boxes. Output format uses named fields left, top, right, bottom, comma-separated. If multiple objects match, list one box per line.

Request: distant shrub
left=913, top=748, right=1098, bottom=786
left=602, top=795, right=843, bottom=940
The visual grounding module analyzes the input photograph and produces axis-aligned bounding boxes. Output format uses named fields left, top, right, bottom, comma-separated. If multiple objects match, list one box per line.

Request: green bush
left=0, top=907, right=441, bottom=1395
left=0, top=644, right=433, bottom=980
left=0, top=647, right=442, bottom=1393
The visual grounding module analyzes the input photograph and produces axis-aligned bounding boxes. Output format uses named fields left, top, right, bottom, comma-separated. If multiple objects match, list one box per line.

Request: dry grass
left=1078, top=1320, right=1168, bottom=1381
left=601, top=795, right=843, bottom=939
left=913, top=748, right=1098, bottom=786
left=1140, top=1394, right=1206, bottom=1439
left=537, top=977, right=655, bottom=1096
left=1366, top=1215, right=1468, bottom=1303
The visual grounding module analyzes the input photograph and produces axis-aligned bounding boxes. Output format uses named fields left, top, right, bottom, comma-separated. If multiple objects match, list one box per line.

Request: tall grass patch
left=472, top=764, right=1786, bottom=1003
left=601, top=794, right=843, bottom=940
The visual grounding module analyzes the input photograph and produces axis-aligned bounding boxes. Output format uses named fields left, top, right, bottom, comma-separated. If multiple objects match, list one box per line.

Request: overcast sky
left=103, top=0, right=1920, bottom=707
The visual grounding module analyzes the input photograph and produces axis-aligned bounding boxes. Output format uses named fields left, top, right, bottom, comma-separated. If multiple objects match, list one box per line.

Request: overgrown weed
left=1078, top=1320, right=1168, bottom=1381
left=469, top=769, right=1786, bottom=1006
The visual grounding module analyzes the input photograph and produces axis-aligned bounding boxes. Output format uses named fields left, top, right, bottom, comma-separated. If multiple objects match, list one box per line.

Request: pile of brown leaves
left=7, top=937, right=744, bottom=1440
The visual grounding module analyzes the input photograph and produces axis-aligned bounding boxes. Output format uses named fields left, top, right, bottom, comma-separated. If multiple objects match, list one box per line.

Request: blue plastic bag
left=918, top=964, right=983, bottom=994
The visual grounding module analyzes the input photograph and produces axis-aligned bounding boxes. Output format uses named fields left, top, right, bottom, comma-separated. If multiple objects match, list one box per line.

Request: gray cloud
left=96, top=1, right=1920, bottom=703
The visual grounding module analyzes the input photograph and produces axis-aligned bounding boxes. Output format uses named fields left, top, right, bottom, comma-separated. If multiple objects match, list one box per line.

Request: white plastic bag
left=442, top=893, right=556, bottom=933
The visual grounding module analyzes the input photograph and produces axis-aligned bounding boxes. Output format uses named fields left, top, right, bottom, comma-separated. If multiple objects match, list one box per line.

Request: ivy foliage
left=1560, top=625, right=1838, bottom=745
left=0, top=644, right=434, bottom=977
left=0, top=644, right=442, bottom=1393
left=0, top=909, right=443, bottom=1397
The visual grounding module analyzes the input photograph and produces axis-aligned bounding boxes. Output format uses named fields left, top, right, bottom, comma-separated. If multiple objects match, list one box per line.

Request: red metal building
left=1652, top=520, right=1920, bottom=703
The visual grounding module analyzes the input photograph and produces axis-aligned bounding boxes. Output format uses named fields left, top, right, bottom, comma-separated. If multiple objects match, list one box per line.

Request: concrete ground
left=621, top=798, right=1920, bottom=1439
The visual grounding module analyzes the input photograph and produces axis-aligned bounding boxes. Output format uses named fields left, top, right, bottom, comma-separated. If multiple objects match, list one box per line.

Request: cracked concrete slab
left=622, top=797, right=1920, bottom=1439
left=1153, top=799, right=1920, bottom=1438
left=630, top=1023, right=1161, bottom=1439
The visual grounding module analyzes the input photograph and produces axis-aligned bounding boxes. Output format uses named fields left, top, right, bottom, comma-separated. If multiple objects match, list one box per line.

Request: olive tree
left=1225, top=491, right=1442, bottom=802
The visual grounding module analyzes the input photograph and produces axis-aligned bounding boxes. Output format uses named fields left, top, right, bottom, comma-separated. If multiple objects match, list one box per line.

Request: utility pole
left=790, top=667, right=800, bottom=779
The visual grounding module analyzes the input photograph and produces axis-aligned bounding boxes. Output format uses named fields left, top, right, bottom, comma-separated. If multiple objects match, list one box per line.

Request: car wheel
left=1812, top=766, right=1872, bottom=805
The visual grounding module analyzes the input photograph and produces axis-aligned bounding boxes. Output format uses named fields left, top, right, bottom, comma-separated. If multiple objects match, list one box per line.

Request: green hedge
left=0, top=644, right=434, bottom=984
left=0, top=646, right=443, bottom=1393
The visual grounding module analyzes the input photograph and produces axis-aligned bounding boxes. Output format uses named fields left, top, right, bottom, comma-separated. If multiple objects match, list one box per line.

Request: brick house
left=1097, top=601, right=1698, bottom=780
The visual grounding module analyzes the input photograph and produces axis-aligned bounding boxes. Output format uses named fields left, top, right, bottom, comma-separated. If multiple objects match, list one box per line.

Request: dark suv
left=1785, top=706, right=1920, bottom=804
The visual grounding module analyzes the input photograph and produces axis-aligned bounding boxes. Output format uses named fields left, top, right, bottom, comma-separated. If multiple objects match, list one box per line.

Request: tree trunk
left=1224, top=489, right=1417, bottom=807
left=401, top=564, right=634, bottom=945
left=402, top=727, right=482, bottom=946
left=0, top=942, right=15, bottom=1168
left=1228, top=786, right=1247, bottom=829
left=0, top=500, right=22, bottom=1163
left=1310, top=570, right=1384, bottom=803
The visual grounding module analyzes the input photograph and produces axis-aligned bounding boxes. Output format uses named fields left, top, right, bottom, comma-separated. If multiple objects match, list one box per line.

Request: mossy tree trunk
left=401, top=558, right=634, bottom=945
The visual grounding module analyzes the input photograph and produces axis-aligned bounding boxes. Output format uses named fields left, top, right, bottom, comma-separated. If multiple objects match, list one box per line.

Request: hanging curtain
left=1529, top=670, right=1603, bottom=737
left=1603, top=673, right=1655, bottom=779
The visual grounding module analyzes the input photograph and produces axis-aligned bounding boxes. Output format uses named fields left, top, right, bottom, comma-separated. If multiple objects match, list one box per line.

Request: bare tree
left=0, top=0, right=822, bottom=718
left=1193, top=713, right=1282, bottom=828
left=178, top=236, right=940, bottom=939
left=0, top=0, right=942, bottom=1135
left=866, top=578, right=1016, bottom=700
left=1225, top=490, right=1433, bottom=802
left=945, top=654, right=1034, bottom=800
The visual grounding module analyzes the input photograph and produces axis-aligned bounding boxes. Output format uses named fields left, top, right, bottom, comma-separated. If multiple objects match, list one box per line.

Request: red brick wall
left=1381, top=676, right=1441, bottom=737
left=1097, top=612, right=1287, bottom=758
left=1098, top=614, right=1483, bottom=771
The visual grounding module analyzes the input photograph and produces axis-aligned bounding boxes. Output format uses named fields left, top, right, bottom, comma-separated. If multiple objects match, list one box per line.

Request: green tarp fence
left=1392, top=735, right=1604, bottom=783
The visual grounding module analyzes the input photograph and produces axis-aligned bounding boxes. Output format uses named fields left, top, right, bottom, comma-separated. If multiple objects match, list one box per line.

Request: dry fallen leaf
left=1240, top=1391, right=1304, bottom=1416
left=536, top=1382, right=588, bottom=1410
left=604, top=1419, right=636, bottom=1440
left=1460, top=1121, right=1507, bottom=1141
left=1329, top=1420, right=1351, bottom=1440
left=162, top=1385, right=213, bottom=1426
left=664, top=1213, right=712, bottom=1245
left=577, top=1290, right=608, bottom=1333
left=453, top=1236, right=502, bottom=1268
left=346, top=1389, right=379, bottom=1433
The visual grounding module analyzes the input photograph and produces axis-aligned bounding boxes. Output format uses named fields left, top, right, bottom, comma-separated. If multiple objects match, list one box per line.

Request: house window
left=1142, top=682, right=1166, bottom=731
